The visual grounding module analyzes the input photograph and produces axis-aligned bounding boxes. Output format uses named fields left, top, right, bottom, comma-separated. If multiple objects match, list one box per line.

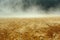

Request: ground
left=0, top=17, right=60, bottom=40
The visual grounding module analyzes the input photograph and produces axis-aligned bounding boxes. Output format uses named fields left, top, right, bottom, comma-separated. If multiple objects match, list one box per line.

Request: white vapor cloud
left=0, top=0, right=60, bottom=18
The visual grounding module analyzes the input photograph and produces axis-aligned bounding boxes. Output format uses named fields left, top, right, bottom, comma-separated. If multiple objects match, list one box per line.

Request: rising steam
left=0, top=0, right=60, bottom=18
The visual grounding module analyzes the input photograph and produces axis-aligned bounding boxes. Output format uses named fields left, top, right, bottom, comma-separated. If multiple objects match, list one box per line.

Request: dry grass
left=0, top=18, right=60, bottom=40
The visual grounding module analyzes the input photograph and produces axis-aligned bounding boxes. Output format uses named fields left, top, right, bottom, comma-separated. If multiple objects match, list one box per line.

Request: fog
left=0, top=0, right=60, bottom=18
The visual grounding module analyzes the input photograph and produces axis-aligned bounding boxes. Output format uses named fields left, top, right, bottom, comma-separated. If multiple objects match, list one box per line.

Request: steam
left=0, top=0, right=60, bottom=18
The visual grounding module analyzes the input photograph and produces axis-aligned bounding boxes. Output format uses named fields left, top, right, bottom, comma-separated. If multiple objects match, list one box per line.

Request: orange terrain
left=0, top=17, right=60, bottom=40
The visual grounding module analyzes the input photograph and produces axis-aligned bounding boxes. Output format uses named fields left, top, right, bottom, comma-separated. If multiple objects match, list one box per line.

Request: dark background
left=22, top=0, right=60, bottom=10
left=0, top=0, right=60, bottom=11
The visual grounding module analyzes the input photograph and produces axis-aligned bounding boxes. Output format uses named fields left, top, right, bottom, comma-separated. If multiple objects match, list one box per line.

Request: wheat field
left=0, top=17, right=60, bottom=40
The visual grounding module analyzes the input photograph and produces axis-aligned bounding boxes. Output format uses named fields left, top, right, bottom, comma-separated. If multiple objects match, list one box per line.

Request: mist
left=0, top=0, right=60, bottom=18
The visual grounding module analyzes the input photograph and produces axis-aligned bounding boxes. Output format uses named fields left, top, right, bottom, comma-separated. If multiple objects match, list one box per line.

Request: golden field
left=0, top=17, right=60, bottom=40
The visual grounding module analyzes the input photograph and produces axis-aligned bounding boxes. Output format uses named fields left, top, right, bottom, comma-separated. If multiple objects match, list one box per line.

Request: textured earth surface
left=0, top=17, right=60, bottom=40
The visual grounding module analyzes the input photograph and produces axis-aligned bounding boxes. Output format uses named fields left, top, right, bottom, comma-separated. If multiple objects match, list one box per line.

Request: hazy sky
left=0, top=0, right=60, bottom=18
